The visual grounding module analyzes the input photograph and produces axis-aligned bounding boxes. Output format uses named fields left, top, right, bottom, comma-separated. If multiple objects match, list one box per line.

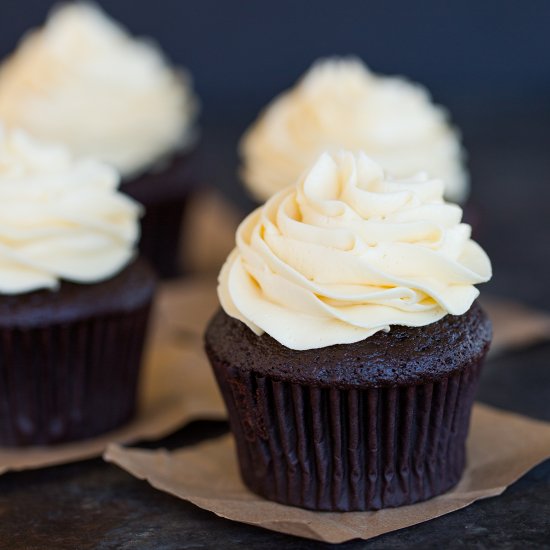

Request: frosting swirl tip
left=0, top=1, right=199, bottom=177
left=220, top=150, right=491, bottom=350
left=240, top=57, right=467, bottom=203
left=0, top=125, right=141, bottom=294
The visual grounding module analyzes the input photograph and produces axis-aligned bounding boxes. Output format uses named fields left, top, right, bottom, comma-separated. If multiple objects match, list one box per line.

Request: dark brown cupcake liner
left=0, top=304, right=151, bottom=447
left=135, top=193, right=191, bottom=279
left=123, top=152, right=197, bottom=279
left=209, top=357, right=484, bottom=511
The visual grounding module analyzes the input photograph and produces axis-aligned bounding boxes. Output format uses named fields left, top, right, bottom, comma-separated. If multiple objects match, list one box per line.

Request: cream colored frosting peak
left=219, top=151, right=491, bottom=350
left=0, top=126, right=141, bottom=294
left=240, top=57, right=467, bottom=203
left=0, top=2, right=198, bottom=178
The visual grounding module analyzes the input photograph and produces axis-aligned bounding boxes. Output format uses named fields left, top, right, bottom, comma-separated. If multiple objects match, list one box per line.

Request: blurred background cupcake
left=0, top=2, right=199, bottom=278
left=0, top=126, right=156, bottom=446
left=240, top=57, right=466, bottom=205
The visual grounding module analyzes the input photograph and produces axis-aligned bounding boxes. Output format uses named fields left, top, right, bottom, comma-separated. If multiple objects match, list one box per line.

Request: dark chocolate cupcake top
left=206, top=302, right=491, bottom=388
left=0, top=258, right=156, bottom=328
left=218, top=151, right=492, bottom=351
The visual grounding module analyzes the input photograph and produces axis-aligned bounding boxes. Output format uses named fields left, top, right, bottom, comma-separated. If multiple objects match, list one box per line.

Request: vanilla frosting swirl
left=0, top=127, right=141, bottom=294
left=0, top=2, right=198, bottom=178
left=219, top=151, right=491, bottom=350
left=241, top=58, right=467, bottom=203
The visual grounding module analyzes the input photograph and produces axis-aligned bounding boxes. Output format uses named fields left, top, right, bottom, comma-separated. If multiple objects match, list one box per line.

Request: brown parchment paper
left=0, top=279, right=225, bottom=474
left=481, top=296, right=550, bottom=356
left=105, top=404, right=550, bottom=544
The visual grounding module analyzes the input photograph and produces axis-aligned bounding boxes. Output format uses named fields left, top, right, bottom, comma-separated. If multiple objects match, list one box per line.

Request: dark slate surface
left=1, top=130, right=550, bottom=549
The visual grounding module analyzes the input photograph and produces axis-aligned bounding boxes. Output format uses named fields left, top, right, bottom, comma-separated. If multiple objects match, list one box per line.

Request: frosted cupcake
left=0, top=127, right=155, bottom=446
left=0, top=2, right=199, bottom=277
left=241, top=57, right=466, bottom=204
left=206, top=151, right=492, bottom=511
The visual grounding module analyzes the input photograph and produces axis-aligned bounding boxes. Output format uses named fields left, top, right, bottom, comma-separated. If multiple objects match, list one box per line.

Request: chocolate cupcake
left=240, top=57, right=467, bottom=205
left=206, top=151, right=492, bottom=511
left=0, top=128, right=155, bottom=446
left=0, top=3, right=199, bottom=277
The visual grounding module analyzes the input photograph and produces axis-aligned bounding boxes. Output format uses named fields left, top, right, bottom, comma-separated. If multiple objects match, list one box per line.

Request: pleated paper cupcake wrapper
left=0, top=306, right=151, bottom=446
left=211, top=357, right=483, bottom=512
left=0, top=279, right=226, bottom=473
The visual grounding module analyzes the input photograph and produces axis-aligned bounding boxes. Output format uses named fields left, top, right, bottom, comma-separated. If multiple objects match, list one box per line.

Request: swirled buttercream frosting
left=0, top=126, right=141, bottom=294
left=0, top=2, right=198, bottom=178
left=241, top=57, right=467, bottom=203
left=219, top=151, right=491, bottom=350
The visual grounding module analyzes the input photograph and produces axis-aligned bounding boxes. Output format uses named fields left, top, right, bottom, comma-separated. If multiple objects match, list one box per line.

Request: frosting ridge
left=0, top=126, right=141, bottom=294
left=240, top=57, right=467, bottom=203
left=0, top=2, right=198, bottom=177
left=219, top=151, right=491, bottom=350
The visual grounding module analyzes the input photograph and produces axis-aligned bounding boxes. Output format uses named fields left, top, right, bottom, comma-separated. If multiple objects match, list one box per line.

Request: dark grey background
left=2, top=1, right=549, bottom=132
left=4, top=0, right=549, bottom=222
left=1, top=1, right=549, bottom=213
